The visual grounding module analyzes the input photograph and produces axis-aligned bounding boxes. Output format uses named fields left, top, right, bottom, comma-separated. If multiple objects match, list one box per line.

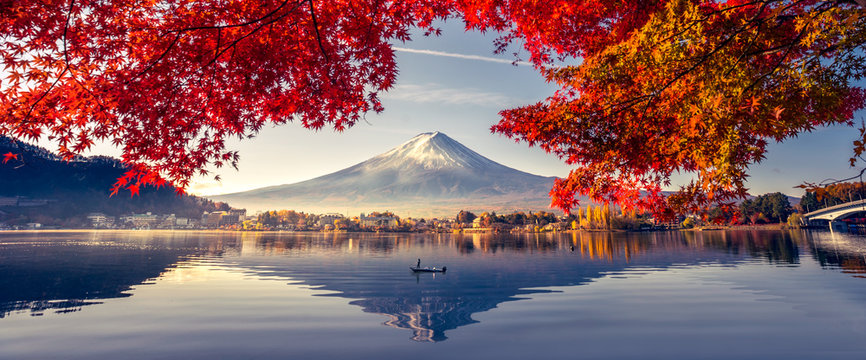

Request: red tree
left=3, top=0, right=866, bottom=218
left=1, top=0, right=452, bottom=193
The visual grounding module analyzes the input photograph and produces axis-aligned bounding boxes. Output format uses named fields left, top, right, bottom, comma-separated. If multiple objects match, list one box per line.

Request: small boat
left=410, top=266, right=447, bottom=273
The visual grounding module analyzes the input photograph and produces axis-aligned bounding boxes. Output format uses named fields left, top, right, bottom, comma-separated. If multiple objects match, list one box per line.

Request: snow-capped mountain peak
left=367, top=132, right=500, bottom=170
left=212, top=131, right=559, bottom=216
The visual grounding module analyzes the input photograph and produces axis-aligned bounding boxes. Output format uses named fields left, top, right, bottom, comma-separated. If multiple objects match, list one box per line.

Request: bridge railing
left=804, top=198, right=866, bottom=218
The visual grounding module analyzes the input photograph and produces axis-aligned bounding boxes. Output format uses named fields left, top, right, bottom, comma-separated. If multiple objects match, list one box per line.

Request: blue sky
left=81, top=20, right=864, bottom=199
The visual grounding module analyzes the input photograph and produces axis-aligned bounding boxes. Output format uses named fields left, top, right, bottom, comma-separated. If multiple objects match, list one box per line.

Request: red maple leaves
left=2, top=152, right=17, bottom=164
left=1, top=0, right=865, bottom=217
left=489, top=0, right=866, bottom=217
left=1, top=0, right=452, bottom=197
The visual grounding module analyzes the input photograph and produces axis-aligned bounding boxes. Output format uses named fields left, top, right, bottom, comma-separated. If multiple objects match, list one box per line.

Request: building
left=159, top=214, right=177, bottom=228
left=204, top=211, right=227, bottom=228
left=360, top=213, right=398, bottom=228
left=86, top=213, right=115, bottom=228
left=202, top=210, right=244, bottom=228
left=122, top=212, right=160, bottom=228
left=219, top=213, right=240, bottom=226
left=318, top=213, right=344, bottom=227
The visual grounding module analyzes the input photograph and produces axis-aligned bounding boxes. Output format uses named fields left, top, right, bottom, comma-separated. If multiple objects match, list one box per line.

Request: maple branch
left=635, top=0, right=826, bottom=121
left=636, top=4, right=771, bottom=119
left=739, top=4, right=836, bottom=95
left=125, top=32, right=181, bottom=83
left=657, top=0, right=768, bottom=45
left=203, top=14, right=300, bottom=70
left=739, top=39, right=800, bottom=95
left=723, top=0, right=815, bottom=76
left=20, top=0, right=75, bottom=124
left=818, top=167, right=866, bottom=186
left=130, top=0, right=305, bottom=83
left=166, top=0, right=298, bottom=33
left=308, top=0, right=330, bottom=63
left=722, top=23, right=765, bottom=77
left=363, top=0, right=384, bottom=46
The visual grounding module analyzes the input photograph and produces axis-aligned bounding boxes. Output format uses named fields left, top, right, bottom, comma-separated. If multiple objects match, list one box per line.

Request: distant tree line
left=799, top=182, right=866, bottom=213
left=455, top=210, right=559, bottom=227
left=701, top=192, right=792, bottom=226
left=257, top=210, right=319, bottom=229
left=455, top=207, right=649, bottom=231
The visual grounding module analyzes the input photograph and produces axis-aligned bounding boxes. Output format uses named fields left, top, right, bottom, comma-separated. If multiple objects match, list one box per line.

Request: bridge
left=803, top=198, right=866, bottom=225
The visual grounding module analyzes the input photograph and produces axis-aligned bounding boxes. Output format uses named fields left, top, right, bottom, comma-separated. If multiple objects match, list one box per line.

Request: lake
left=1, top=230, right=865, bottom=359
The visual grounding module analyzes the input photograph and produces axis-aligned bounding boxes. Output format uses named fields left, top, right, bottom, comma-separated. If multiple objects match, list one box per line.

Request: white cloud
left=187, top=181, right=225, bottom=196
left=393, top=47, right=533, bottom=66
left=384, top=83, right=515, bottom=107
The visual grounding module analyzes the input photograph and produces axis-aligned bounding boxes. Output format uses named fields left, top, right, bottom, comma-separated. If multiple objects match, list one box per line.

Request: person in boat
left=416, top=259, right=421, bottom=268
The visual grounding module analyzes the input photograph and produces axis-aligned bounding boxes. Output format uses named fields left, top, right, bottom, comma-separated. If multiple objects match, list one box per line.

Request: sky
left=78, top=19, right=865, bottom=199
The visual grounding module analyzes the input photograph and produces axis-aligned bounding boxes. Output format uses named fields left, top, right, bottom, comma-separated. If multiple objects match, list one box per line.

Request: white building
left=359, top=213, right=398, bottom=228
left=86, top=213, right=114, bottom=228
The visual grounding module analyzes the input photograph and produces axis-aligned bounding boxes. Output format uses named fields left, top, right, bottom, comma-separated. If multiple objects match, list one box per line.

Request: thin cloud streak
left=385, top=83, right=515, bottom=107
left=393, top=47, right=533, bottom=66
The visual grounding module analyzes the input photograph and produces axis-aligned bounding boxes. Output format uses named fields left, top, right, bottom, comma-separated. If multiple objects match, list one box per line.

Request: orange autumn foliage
left=2, top=1, right=866, bottom=219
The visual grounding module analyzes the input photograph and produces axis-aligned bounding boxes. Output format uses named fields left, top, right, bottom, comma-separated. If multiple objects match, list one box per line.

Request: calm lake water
left=1, top=230, right=866, bottom=359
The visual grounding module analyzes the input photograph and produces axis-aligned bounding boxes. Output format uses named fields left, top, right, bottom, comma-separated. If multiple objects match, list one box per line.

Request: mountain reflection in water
left=1, top=230, right=866, bottom=342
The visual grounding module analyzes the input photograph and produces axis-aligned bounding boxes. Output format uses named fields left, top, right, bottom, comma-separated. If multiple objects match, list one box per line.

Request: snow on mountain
left=364, top=131, right=504, bottom=170
left=211, top=132, right=560, bottom=216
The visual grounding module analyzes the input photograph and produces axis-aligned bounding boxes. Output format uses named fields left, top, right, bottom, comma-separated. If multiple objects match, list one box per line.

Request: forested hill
left=0, top=137, right=226, bottom=226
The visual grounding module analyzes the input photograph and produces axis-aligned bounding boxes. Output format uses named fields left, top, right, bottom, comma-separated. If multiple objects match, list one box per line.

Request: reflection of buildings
left=806, top=231, right=866, bottom=277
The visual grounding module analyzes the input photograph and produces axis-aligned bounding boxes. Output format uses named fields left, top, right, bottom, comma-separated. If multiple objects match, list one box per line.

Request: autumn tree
left=455, top=210, right=476, bottom=225
left=4, top=0, right=866, bottom=218
left=489, top=0, right=866, bottom=218
left=581, top=204, right=594, bottom=229
left=0, top=0, right=452, bottom=194
left=798, top=181, right=866, bottom=211
left=739, top=192, right=792, bottom=223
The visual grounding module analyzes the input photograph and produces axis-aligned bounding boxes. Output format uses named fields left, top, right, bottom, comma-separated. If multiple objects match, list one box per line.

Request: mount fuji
left=211, top=132, right=560, bottom=216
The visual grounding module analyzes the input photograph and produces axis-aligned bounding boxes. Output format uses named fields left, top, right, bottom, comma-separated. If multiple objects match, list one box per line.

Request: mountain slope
left=0, top=136, right=228, bottom=226
left=212, top=132, right=559, bottom=216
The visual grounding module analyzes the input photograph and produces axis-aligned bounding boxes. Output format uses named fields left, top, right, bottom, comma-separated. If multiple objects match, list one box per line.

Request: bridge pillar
left=830, top=220, right=848, bottom=233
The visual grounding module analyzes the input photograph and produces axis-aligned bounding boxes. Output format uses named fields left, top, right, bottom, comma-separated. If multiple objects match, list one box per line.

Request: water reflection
left=806, top=231, right=866, bottom=277
left=0, top=231, right=240, bottom=318
left=232, top=231, right=824, bottom=342
left=2, top=230, right=866, bottom=343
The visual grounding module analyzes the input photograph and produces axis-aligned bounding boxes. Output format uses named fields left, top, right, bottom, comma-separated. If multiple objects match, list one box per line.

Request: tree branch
left=308, top=0, right=330, bottom=62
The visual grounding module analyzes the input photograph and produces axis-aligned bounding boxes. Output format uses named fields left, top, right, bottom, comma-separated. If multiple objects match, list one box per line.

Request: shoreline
left=0, top=225, right=814, bottom=234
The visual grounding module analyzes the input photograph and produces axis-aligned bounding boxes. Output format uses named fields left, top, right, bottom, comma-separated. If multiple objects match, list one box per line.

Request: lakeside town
left=1, top=209, right=587, bottom=232
left=1, top=191, right=820, bottom=232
